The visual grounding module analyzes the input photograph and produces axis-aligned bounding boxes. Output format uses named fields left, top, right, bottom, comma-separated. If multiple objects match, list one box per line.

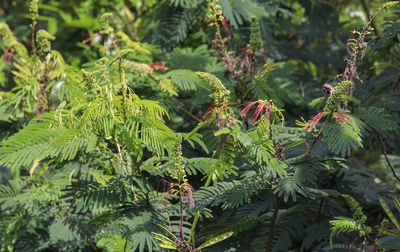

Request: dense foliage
left=1, top=0, right=400, bottom=251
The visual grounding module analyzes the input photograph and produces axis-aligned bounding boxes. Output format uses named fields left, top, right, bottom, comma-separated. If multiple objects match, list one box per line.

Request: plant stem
left=313, top=198, right=324, bottom=223
left=119, top=59, right=128, bottom=120
left=124, top=240, right=128, bottom=252
left=171, top=100, right=201, bottom=122
left=36, top=59, right=49, bottom=115
left=360, top=0, right=379, bottom=35
left=377, top=132, right=400, bottom=183
left=303, top=113, right=331, bottom=158
left=87, top=238, right=99, bottom=251
left=310, top=198, right=325, bottom=251
left=265, top=195, right=282, bottom=252
left=115, top=137, right=138, bottom=200
left=115, top=137, right=129, bottom=175
left=179, top=185, right=185, bottom=240
left=31, top=22, right=37, bottom=58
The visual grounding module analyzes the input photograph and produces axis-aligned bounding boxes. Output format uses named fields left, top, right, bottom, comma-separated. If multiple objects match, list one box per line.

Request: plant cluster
left=1, top=0, right=400, bottom=251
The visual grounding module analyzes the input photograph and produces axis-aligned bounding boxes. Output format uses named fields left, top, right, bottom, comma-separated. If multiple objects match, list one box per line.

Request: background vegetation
left=1, top=0, right=400, bottom=251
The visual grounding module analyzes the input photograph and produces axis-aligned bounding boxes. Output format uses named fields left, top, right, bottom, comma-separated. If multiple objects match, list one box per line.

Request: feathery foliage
left=1, top=0, right=400, bottom=251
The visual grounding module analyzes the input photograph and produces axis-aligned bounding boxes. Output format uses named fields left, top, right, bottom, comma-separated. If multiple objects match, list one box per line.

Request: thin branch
left=349, top=235, right=360, bottom=252
left=299, top=81, right=304, bottom=98
left=360, top=0, right=379, bottom=35
left=377, top=132, right=400, bottom=183
left=114, top=137, right=129, bottom=175
left=87, top=238, right=99, bottom=252
left=265, top=195, right=282, bottom=252
left=312, top=198, right=324, bottom=223
left=310, top=198, right=325, bottom=251
left=171, top=100, right=202, bottom=122
left=392, top=78, right=400, bottom=92
left=179, top=186, right=185, bottom=240
left=115, top=137, right=138, bottom=201
left=303, top=113, right=332, bottom=158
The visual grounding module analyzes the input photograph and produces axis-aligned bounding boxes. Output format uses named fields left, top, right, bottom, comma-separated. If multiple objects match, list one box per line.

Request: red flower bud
left=149, top=62, right=168, bottom=71
left=82, top=33, right=100, bottom=44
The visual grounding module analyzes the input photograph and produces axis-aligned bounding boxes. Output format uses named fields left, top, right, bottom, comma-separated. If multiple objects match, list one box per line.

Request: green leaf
left=285, top=139, right=306, bottom=150
left=394, top=198, right=400, bottom=213
left=164, top=69, right=205, bottom=91
left=380, top=198, right=400, bottom=231
left=158, top=242, right=177, bottom=249
left=96, top=235, right=132, bottom=252
left=88, top=169, right=111, bottom=186
left=214, top=128, right=230, bottom=136
left=376, top=226, right=400, bottom=238
left=156, top=224, right=178, bottom=241
left=196, top=231, right=233, bottom=250
left=308, top=97, right=325, bottom=109
left=152, top=232, right=177, bottom=249
left=189, top=211, right=200, bottom=247
left=329, top=217, right=359, bottom=247
left=323, top=119, right=363, bottom=157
